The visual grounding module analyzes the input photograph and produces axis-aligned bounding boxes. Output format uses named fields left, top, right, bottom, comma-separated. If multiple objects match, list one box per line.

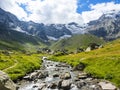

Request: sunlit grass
left=49, top=39, right=120, bottom=87
left=0, top=51, right=43, bottom=80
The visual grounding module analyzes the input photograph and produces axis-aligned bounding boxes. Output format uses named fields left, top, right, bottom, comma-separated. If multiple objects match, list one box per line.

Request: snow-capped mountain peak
left=66, top=22, right=87, bottom=34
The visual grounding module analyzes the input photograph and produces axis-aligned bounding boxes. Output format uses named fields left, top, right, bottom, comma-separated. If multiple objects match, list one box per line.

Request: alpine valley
left=0, top=7, right=120, bottom=90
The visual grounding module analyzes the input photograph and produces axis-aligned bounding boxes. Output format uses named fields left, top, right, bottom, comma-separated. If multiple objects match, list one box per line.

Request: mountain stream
left=17, top=57, right=117, bottom=90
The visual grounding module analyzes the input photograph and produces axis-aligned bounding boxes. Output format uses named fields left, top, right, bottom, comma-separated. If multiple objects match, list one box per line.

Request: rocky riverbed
left=17, top=57, right=118, bottom=90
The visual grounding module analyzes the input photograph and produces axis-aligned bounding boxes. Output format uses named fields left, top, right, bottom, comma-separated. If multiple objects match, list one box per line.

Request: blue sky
left=0, top=0, right=120, bottom=24
left=19, top=0, right=120, bottom=14
left=77, top=0, right=120, bottom=13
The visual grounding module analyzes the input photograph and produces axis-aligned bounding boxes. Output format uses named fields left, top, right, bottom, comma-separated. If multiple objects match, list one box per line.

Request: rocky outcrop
left=87, top=11, right=120, bottom=41
left=0, top=71, right=17, bottom=90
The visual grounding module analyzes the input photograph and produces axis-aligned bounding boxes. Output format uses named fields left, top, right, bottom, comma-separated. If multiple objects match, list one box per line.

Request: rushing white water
left=18, top=57, right=80, bottom=90
left=18, top=57, right=114, bottom=90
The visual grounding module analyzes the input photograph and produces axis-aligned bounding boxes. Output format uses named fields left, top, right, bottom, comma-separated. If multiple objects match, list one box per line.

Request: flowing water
left=17, top=57, right=117, bottom=90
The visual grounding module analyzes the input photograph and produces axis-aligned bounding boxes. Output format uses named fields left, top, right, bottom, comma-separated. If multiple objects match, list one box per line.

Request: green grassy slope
left=0, top=51, right=45, bottom=80
left=50, top=34, right=105, bottom=52
left=0, top=28, right=49, bottom=81
left=49, top=38, right=120, bottom=87
left=0, top=28, right=47, bottom=51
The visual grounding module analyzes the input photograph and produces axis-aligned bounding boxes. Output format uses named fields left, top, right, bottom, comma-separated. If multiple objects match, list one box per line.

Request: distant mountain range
left=1, top=8, right=120, bottom=41
left=0, top=8, right=120, bottom=51
left=0, top=8, right=86, bottom=41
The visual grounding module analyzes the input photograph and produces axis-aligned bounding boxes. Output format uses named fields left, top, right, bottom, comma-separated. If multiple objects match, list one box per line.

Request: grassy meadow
left=0, top=51, right=44, bottom=80
left=49, top=39, right=120, bottom=87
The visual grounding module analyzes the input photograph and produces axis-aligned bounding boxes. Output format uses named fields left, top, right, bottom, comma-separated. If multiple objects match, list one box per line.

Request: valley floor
left=0, top=39, right=120, bottom=88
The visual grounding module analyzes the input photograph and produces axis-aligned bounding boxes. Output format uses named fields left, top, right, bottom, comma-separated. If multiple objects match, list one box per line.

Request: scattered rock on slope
left=0, top=71, right=17, bottom=90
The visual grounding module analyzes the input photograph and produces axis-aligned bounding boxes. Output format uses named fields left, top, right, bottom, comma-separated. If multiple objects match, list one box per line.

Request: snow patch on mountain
left=47, top=36, right=58, bottom=41
left=47, top=34, right=71, bottom=41
left=60, top=35, right=71, bottom=39
left=66, top=23, right=87, bottom=34
left=12, top=26, right=30, bottom=35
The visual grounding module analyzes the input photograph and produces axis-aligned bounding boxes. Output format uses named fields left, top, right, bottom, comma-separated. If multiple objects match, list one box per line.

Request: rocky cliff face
left=0, top=71, right=17, bottom=90
left=86, top=11, right=120, bottom=41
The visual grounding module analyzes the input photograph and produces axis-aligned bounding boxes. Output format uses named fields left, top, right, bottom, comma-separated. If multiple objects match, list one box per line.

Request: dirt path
left=3, top=60, right=18, bottom=71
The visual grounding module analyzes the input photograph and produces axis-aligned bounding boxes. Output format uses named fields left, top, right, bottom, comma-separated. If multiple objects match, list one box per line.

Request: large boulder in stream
left=60, top=72, right=71, bottom=79
left=58, top=80, right=72, bottom=90
left=0, top=71, right=17, bottom=90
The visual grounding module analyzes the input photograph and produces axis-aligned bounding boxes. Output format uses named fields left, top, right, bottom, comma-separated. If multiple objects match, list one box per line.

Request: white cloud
left=0, top=0, right=84, bottom=24
left=1, top=1, right=120, bottom=24
left=0, top=0, right=28, bottom=20
left=82, top=2, right=120, bottom=23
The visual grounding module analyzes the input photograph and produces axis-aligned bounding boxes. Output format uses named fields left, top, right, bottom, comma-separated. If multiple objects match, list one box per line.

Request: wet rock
left=24, top=70, right=48, bottom=81
left=75, top=81, right=86, bottom=89
left=38, top=71, right=48, bottom=79
left=60, top=72, right=71, bottom=80
left=54, top=68, right=60, bottom=71
left=53, top=73, right=59, bottom=78
left=48, top=83, right=57, bottom=89
left=85, top=78, right=93, bottom=81
left=29, top=72, right=38, bottom=80
left=56, top=63, right=70, bottom=68
left=64, top=72, right=71, bottom=79
left=50, top=64, right=53, bottom=66
left=98, top=81, right=117, bottom=90
left=81, top=86, right=93, bottom=90
left=81, top=85, right=102, bottom=90
left=34, top=79, right=38, bottom=83
left=38, top=83, right=47, bottom=90
left=33, top=85, right=38, bottom=88
left=77, top=72, right=88, bottom=79
left=91, top=85, right=102, bottom=90
left=58, top=80, right=72, bottom=90
left=42, top=57, right=47, bottom=60
left=70, top=84, right=79, bottom=90
left=23, top=75, right=30, bottom=80
left=0, top=71, right=17, bottom=90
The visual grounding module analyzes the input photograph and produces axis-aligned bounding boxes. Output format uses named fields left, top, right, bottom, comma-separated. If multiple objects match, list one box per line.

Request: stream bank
left=17, top=57, right=117, bottom=90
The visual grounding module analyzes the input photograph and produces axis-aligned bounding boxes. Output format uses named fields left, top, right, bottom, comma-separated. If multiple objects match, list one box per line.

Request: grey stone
left=77, top=72, right=88, bottom=79
left=60, top=72, right=71, bottom=80
left=75, top=81, right=86, bottom=89
left=53, top=73, right=59, bottom=78
left=0, top=71, right=17, bottom=90
left=98, top=81, right=117, bottom=90
left=58, top=80, right=72, bottom=90
left=48, top=83, right=57, bottom=89
left=38, top=83, right=47, bottom=90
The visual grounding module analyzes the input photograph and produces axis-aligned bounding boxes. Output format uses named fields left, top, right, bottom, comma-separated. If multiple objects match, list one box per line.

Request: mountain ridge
left=86, top=11, right=120, bottom=41
left=0, top=8, right=85, bottom=41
